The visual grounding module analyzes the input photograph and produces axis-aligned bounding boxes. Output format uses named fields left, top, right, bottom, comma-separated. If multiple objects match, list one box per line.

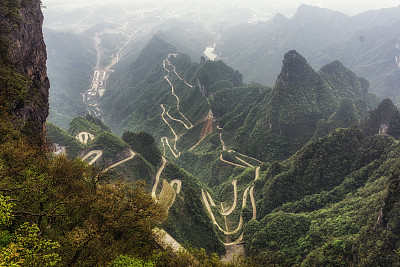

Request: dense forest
left=1, top=0, right=400, bottom=266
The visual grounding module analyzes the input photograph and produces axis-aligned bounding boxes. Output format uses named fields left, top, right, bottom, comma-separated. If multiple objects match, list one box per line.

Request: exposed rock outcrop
left=361, top=98, right=400, bottom=139
left=0, top=0, right=49, bottom=142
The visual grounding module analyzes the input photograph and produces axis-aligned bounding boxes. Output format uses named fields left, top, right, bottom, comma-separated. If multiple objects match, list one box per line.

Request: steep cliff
left=0, top=0, right=49, bottom=142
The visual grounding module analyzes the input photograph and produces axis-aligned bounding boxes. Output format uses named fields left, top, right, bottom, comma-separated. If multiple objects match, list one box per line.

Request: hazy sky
left=42, top=0, right=400, bottom=16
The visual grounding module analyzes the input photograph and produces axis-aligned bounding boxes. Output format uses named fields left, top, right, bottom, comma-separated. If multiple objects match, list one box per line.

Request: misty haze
left=1, top=0, right=400, bottom=265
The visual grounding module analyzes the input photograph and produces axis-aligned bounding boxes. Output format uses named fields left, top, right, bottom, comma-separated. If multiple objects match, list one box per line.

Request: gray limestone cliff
left=0, top=0, right=49, bottom=142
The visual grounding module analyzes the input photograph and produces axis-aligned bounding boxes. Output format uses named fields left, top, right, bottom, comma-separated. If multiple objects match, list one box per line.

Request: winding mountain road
left=81, top=150, right=103, bottom=165
left=160, top=54, right=197, bottom=158
left=202, top=188, right=244, bottom=236
left=77, top=130, right=137, bottom=174
left=162, top=56, right=193, bottom=129
left=201, top=128, right=262, bottom=246
left=152, top=156, right=167, bottom=199
left=165, top=106, right=192, bottom=130
left=220, top=180, right=237, bottom=216
left=228, top=150, right=263, bottom=164
left=160, top=104, right=181, bottom=158
left=219, top=154, right=247, bottom=168
left=170, top=179, right=182, bottom=194
left=76, top=132, right=95, bottom=144
left=100, top=150, right=136, bottom=173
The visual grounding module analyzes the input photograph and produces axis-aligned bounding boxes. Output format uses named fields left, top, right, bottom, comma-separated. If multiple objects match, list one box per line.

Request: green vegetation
left=4, top=4, right=400, bottom=264
left=122, top=131, right=162, bottom=166
left=89, top=132, right=129, bottom=158
left=244, top=124, right=400, bottom=265
left=45, top=113, right=226, bottom=255
left=49, top=36, right=400, bottom=265
left=110, top=255, right=154, bottom=267
left=68, top=115, right=110, bottom=137
left=0, top=114, right=167, bottom=266
left=0, top=0, right=32, bottom=133
left=361, top=98, right=400, bottom=139
left=159, top=161, right=225, bottom=254
left=46, top=122, right=84, bottom=157
left=313, top=98, right=361, bottom=139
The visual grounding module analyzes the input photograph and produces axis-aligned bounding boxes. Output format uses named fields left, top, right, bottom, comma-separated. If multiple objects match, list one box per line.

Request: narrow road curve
left=220, top=180, right=237, bottom=216
left=101, top=150, right=136, bottom=173
left=207, top=191, right=216, bottom=207
left=228, top=150, right=263, bottom=164
left=249, top=186, right=256, bottom=220
left=76, top=132, right=95, bottom=144
left=161, top=137, right=180, bottom=158
left=152, top=156, right=167, bottom=199
left=170, top=179, right=182, bottom=194
left=165, top=54, right=193, bottom=88
left=81, top=149, right=136, bottom=174
left=255, top=167, right=260, bottom=181
left=163, top=75, right=193, bottom=128
left=202, top=188, right=244, bottom=235
left=160, top=53, right=198, bottom=158
left=81, top=150, right=103, bottom=165
left=160, top=105, right=181, bottom=158
left=162, top=54, right=193, bottom=128
left=165, top=106, right=192, bottom=130
left=194, top=85, right=263, bottom=245
left=220, top=132, right=227, bottom=151
left=234, top=156, right=254, bottom=168
left=223, top=233, right=244, bottom=246
left=202, top=150, right=261, bottom=243
left=219, top=154, right=246, bottom=168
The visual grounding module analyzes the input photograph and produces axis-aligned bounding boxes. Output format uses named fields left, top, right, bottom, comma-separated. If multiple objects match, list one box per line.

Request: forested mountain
left=216, top=4, right=400, bottom=104
left=247, top=125, right=400, bottom=265
left=2, top=1, right=400, bottom=265
left=95, top=33, right=400, bottom=264
left=46, top=115, right=225, bottom=254
left=104, top=36, right=377, bottom=165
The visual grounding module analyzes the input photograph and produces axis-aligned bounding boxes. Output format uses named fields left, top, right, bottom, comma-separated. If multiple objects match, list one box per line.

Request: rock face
left=362, top=98, right=400, bottom=139
left=0, top=0, right=49, bottom=142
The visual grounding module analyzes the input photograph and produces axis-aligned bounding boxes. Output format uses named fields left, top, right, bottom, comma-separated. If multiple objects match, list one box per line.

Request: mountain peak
left=276, top=50, right=316, bottom=86
left=267, top=50, right=335, bottom=142
left=271, top=12, right=289, bottom=24
left=292, top=4, right=347, bottom=22
left=319, top=60, right=345, bottom=72
left=319, top=60, right=369, bottom=98
left=283, top=50, right=306, bottom=63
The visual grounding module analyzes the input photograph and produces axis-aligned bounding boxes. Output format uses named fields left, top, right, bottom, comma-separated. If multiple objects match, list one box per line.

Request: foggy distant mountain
left=216, top=5, right=400, bottom=103
left=45, top=28, right=97, bottom=129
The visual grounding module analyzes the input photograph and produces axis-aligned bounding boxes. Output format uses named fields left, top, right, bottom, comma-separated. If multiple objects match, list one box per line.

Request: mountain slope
left=46, top=115, right=225, bottom=254
left=245, top=126, right=400, bottom=265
